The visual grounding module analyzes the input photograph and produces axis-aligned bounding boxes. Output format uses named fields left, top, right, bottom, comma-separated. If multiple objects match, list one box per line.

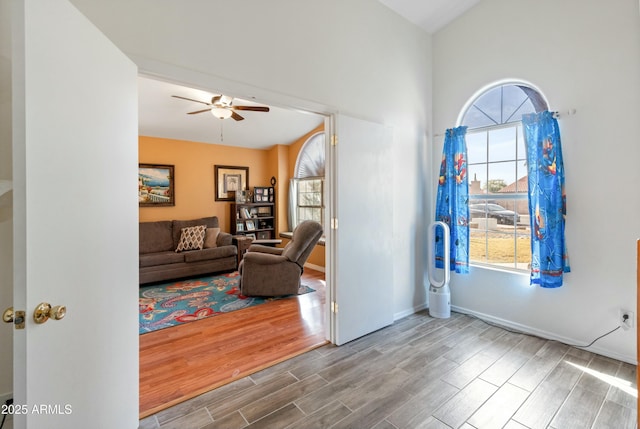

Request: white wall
left=0, top=0, right=13, bottom=404
left=70, top=0, right=434, bottom=318
left=433, top=0, right=640, bottom=362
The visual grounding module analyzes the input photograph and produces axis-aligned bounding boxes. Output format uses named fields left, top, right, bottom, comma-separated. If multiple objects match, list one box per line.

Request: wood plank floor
left=140, top=310, right=638, bottom=429
left=139, top=269, right=327, bottom=418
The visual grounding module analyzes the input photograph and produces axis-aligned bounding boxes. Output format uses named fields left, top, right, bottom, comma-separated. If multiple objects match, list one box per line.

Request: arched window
left=294, top=132, right=325, bottom=178
left=289, top=132, right=325, bottom=229
left=460, top=81, right=549, bottom=271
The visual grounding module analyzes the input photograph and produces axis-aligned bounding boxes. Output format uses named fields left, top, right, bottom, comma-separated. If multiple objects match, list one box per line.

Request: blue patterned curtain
left=522, top=111, right=570, bottom=288
left=435, top=126, right=469, bottom=274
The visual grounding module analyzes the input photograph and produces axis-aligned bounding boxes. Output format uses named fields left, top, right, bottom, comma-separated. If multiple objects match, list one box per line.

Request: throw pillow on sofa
left=175, top=225, right=207, bottom=252
left=203, top=227, right=220, bottom=249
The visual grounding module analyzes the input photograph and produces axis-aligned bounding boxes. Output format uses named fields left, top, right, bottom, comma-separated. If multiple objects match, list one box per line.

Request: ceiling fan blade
left=231, top=111, right=245, bottom=121
left=233, top=105, right=270, bottom=112
left=172, top=95, right=211, bottom=106
left=187, top=108, right=212, bottom=115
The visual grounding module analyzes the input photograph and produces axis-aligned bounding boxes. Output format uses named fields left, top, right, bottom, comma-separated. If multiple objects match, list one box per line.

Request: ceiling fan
left=172, top=94, right=270, bottom=121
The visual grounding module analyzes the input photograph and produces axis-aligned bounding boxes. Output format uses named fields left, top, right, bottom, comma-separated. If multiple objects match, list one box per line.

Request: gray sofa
left=139, top=216, right=237, bottom=284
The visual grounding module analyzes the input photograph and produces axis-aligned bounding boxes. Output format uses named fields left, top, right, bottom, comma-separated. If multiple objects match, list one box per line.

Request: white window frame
left=293, top=177, right=324, bottom=228
left=460, top=81, right=549, bottom=272
left=289, top=132, right=326, bottom=230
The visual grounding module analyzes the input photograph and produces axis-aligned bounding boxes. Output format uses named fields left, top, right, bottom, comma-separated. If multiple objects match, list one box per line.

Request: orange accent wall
left=139, top=136, right=272, bottom=232
left=266, top=144, right=289, bottom=234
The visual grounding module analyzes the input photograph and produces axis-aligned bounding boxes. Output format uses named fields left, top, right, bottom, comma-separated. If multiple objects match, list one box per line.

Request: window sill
left=469, top=262, right=529, bottom=276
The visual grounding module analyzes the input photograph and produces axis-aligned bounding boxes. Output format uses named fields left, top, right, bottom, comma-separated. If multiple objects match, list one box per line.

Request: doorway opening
left=137, top=74, right=332, bottom=417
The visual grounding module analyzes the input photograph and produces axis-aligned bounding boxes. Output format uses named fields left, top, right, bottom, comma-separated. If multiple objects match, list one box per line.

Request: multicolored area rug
left=139, top=272, right=314, bottom=334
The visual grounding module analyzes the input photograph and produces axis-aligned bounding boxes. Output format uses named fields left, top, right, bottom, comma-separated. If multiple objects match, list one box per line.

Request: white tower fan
left=428, top=221, right=451, bottom=318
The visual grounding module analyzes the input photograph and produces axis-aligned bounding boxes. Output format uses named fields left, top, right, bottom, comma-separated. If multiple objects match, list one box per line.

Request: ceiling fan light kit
left=172, top=94, right=270, bottom=121
left=211, top=107, right=232, bottom=119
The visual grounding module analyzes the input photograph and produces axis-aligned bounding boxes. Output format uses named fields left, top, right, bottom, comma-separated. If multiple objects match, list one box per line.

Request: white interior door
left=330, top=115, right=394, bottom=345
left=12, top=1, right=139, bottom=427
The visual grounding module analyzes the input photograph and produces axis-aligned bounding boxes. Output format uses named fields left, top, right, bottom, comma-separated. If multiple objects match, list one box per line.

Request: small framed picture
left=214, top=165, right=249, bottom=201
left=246, top=220, right=256, bottom=231
left=237, top=223, right=244, bottom=232
left=246, top=233, right=256, bottom=240
left=254, top=186, right=269, bottom=202
left=257, top=231, right=270, bottom=240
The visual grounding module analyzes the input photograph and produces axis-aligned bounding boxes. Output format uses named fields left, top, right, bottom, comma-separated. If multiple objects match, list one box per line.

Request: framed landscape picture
left=139, top=164, right=175, bottom=207
left=215, top=165, right=249, bottom=201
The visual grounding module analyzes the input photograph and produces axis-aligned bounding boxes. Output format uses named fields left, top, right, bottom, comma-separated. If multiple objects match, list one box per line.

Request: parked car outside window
left=469, top=203, right=520, bottom=225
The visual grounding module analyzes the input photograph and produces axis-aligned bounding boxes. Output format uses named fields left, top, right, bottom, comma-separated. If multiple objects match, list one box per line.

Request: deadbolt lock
left=3, top=307, right=25, bottom=329
left=2, top=307, right=12, bottom=323
left=33, top=302, right=66, bottom=324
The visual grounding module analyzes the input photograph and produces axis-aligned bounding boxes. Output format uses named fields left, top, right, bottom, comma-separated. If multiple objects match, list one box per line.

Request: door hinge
left=331, top=218, right=338, bottom=229
left=331, top=301, right=339, bottom=314
left=331, top=135, right=337, bottom=146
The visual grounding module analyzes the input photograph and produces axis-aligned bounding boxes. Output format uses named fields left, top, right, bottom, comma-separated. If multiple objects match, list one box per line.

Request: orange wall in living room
left=139, top=136, right=273, bottom=232
left=139, top=133, right=325, bottom=270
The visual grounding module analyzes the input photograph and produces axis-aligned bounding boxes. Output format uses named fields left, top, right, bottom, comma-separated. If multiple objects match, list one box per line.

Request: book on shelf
left=240, top=208, right=251, bottom=219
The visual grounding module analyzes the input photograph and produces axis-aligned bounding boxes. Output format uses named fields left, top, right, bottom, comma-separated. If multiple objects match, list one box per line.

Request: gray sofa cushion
left=183, top=246, right=237, bottom=263
left=172, top=217, right=220, bottom=249
left=140, top=251, right=185, bottom=268
left=139, top=221, right=173, bottom=254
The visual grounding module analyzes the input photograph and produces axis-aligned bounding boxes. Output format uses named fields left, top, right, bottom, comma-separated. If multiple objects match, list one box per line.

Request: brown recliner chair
left=239, top=220, right=323, bottom=296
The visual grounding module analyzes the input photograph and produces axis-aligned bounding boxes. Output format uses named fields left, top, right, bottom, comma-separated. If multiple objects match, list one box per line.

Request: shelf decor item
left=139, top=164, right=175, bottom=207
left=253, top=186, right=275, bottom=203
left=230, top=202, right=275, bottom=239
left=253, top=186, right=271, bottom=202
left=235, top=189, right=248, bottom=203
left=215, top=165, right=249, bottom=201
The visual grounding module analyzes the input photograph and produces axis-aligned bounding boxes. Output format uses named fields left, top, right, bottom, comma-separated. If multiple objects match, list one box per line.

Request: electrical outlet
left=620, top=309, right=634, bottom=330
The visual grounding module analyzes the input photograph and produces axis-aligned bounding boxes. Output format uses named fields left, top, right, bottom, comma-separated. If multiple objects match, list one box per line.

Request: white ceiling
left=138, top=76, right=325, bottom=150
left=378, top=0, right=480, bottom=34
left=138, top=1, right=480, bottom=148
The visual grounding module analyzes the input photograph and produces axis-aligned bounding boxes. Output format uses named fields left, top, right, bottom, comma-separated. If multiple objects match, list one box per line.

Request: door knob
left=33, top=302, right=66, bottom=324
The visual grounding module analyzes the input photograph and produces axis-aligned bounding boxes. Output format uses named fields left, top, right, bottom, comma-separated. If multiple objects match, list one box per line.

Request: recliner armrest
left=242, top=252, right=288, bottom=266
left=247, top=244, right=284, bottom=255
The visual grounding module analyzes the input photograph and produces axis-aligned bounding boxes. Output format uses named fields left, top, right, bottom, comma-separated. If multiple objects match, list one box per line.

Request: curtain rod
left=553, top=108, right=577, bottom=118
left=434, top=108, right=577, bottom=137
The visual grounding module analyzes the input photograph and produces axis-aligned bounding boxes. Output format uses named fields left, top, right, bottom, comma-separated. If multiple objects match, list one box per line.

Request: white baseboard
left=394, top=303, right=427, bottom=321
left=392, top=303, right=636, bottom=364
left=304, top=263, right=325, bottom=273
left=451, top=305, right=637, bottom=365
